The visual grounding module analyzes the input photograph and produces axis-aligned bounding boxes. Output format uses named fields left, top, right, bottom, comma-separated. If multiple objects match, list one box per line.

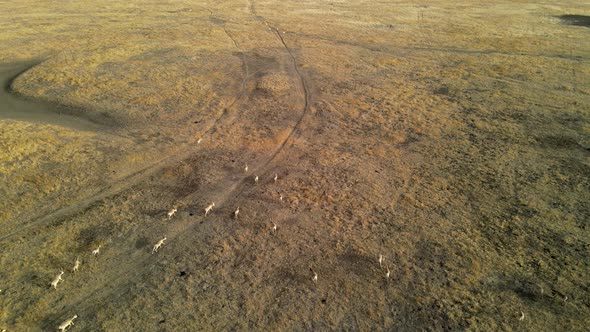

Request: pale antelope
left=205, top=202, right=215, bottom=216
left=254, top=175, right=259, bottom=184
left=378, top=254, right=384, bottom=267
left=152, top=237, right=167, bottom=254
left=272, top=222, right=277, bottom=232
left=234, top=207, right=240, bottom=219
left=72, top=257, right=80, bottom=273
left=58, top=315, right=77, bottom=332
left=385, top=266, right=391, bottom=279
left=50, top=270, right=64, bottom=289
left=92, top=245, right=101, bottom=256
left=311, top=269, right=318, bottom=283
left=167, top=207, right=177, bottom=220
left=519, top=311, right=525, bottom=321
left=273, top=173, right=278, bottom=182
left=244, top=164, right=248, bottom=173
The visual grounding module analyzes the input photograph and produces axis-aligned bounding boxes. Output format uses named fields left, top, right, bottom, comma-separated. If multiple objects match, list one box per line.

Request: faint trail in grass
left=0, top=48, right=251, bottom=242
left=286, top=29, right=586, bottom=97
left=287, top=30, right=588, bottom=61
left=39, top=5, right=318, bottom=326
left=242, top=0, right=312, bottom=173
left=261, top=24, right=311, bottom=167
left=1, top=7, right=263, bottom=243
left=11, top=4, right=318, bottom=328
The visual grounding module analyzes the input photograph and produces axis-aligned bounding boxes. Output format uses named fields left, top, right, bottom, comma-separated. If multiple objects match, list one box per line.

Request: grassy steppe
left=0, top=1, right=588, bottom=331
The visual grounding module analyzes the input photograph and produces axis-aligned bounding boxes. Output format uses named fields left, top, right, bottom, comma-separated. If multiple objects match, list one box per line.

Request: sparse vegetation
left=0, top=0, right=588, bottom=331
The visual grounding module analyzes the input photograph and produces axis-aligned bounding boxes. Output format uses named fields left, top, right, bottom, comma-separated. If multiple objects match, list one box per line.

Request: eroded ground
left=0, top=0, right=589, bottom=331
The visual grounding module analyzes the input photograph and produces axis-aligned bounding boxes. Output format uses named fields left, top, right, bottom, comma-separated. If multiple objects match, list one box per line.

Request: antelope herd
left=35, top=163, right=411, bottom=331
left=36, top=167, right=289, bottom=330
left=25, top=162, right=513, bottom=332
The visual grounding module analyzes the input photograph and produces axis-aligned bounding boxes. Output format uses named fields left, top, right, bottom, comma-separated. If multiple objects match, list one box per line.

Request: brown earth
left=0, top=0, right=589, bottom=331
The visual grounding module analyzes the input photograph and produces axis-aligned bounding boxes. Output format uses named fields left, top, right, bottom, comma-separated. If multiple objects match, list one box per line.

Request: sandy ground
left=0, top=0, right=589, bottom=331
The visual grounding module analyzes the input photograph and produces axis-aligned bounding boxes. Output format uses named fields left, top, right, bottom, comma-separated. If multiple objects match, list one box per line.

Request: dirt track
left=0, top=1, right=589, bottom=331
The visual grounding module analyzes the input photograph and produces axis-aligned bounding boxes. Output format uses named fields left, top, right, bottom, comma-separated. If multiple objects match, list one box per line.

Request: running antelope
left=92, top=245, right=101, bottom=256
left=72, top=257, right=80, bottom=273
left=50, top=270, right=64, bottom=289
left=58, top=315, right=77, bottom=332
left=205, top=202, right=215, bottom=216
left=167, top=207, right=177, bottom=220
left=152, top=237, right=166, bottom=254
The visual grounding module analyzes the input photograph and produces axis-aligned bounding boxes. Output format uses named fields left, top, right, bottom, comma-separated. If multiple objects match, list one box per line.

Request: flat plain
left=0, top=0, right=589, bottom=331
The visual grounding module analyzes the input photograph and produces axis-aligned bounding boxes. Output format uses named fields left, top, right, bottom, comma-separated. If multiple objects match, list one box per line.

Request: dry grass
left=0, top=0, right=589, bottom=331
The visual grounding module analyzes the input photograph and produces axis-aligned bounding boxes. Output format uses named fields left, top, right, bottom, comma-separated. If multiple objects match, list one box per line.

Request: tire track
left=0, top=6, right=256, bottom=241
left=38, top=167, right=251, bottom=329
left=176, top=2, right=315, bottom=205
left=243, top=0, right=312, bottom=171
left=175, top=1, right=314, bottom=205
left=11, top=3, right=316, bottom=328
left=0, top=40, right=250, bottom=243
left=1, top=144, right=195, bottom=242
left=200, top=6, right=251, bottom=106
left=286, top=30, right=588, bottom=61
left=259, top=24, right=311, bottom=168
left=4, top=7, right=244, bottom=270
left=285, top=29, right=583, bottom=101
